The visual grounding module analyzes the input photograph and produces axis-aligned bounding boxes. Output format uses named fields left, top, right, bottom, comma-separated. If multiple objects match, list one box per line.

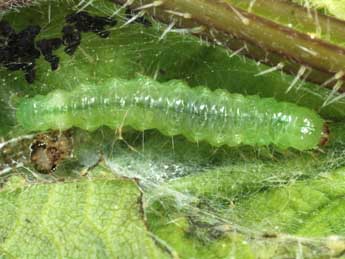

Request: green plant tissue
left=1, top=1, right=345, bottom=258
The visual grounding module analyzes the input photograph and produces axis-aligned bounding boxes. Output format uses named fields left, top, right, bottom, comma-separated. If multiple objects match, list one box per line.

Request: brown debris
left=30, top=131, right=73, bottom=173
left=320, top=123, right=330, bottom=146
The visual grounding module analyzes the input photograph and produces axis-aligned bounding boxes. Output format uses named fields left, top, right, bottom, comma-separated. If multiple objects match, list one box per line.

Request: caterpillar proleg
left=16, top=76, right=328, bottom=150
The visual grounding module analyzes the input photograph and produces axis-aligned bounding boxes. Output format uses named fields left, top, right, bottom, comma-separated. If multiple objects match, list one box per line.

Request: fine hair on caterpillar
left=16, top=76, right=329, bottom=151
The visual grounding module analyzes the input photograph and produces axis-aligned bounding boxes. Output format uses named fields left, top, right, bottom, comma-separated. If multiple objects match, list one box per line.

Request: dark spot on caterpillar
left=125, top=8, right=152, bottom=27
left=0, top=21, right=41, bottom=83
left=262, top=233, right=278, bottom=238
left=30, top=131, right=72, bottom=173
left=37, top=38, right=63, bottom=71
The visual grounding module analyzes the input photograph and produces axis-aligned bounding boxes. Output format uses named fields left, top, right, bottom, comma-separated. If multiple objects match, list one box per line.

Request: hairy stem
left=114, top=0, right=345, bottom=92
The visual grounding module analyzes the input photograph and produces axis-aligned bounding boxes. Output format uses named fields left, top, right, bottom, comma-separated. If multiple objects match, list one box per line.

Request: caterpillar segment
left=17, top=76, right=327, bottom=150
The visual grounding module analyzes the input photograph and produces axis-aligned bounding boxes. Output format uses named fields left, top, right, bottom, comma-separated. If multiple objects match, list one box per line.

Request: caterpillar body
left=16, top=77, right=327, bottom=150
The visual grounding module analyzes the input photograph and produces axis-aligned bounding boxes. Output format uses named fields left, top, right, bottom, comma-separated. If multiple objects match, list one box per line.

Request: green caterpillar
left=16, top=76, right=327, bottom=150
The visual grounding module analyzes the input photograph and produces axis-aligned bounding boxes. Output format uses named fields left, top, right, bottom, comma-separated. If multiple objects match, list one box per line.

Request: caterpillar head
left=272, top=106, right=326, bottom=151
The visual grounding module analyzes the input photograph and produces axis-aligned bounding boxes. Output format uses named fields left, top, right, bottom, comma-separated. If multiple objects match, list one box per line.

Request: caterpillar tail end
left=319, top=123, right=330, bottom=146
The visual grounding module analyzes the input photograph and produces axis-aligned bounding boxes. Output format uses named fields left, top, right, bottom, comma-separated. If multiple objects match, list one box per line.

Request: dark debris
left=62, top=25, right=81, bottom=56
left=66, top=11, right=117, bottom=38
left=62, top=11, right=117, bottom=55
left=37, top=38, right=63, bottom=71
left=30, top=131, right=73, bottom=173
left=1, top=11, right=117, bottom=83
left=0, top=21, right=41, bottom=83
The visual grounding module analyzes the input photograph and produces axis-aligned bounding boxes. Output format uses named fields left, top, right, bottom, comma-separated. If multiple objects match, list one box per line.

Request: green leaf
left=0, top=167, right=169, bottom=258
left=229, top=167, right=345, bottom=236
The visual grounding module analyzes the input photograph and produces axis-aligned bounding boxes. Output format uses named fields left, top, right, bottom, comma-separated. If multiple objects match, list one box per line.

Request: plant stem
left=114, top=0, right=345, bottom=92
